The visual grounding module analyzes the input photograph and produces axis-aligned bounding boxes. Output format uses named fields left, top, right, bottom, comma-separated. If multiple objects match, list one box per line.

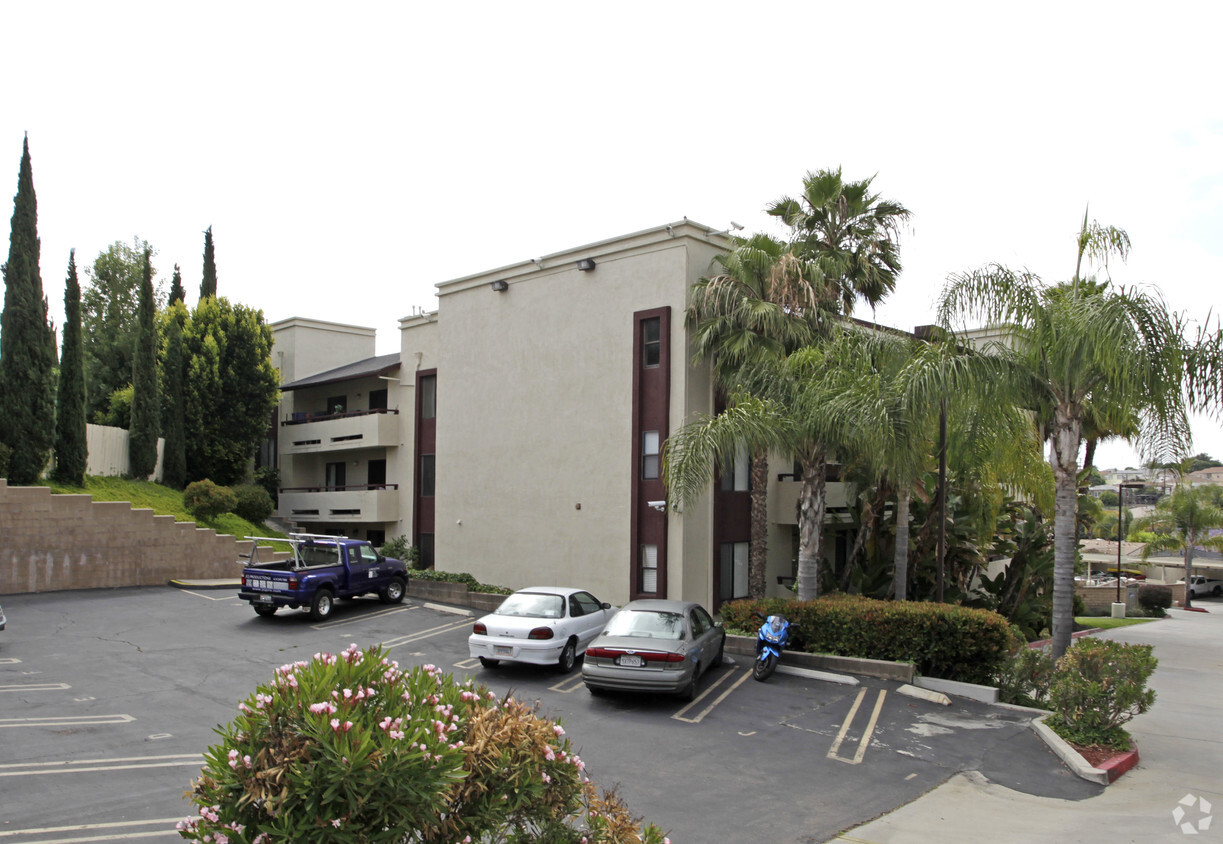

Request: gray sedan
left=581, top=599, right=725, bottom=700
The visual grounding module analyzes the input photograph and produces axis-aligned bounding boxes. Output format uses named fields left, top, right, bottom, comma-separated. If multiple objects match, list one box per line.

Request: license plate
left=255, top=595, right=273, bottom=603
left=494, top=646, right=513, bottom=657
left=617, top=655, right=644, bottom=667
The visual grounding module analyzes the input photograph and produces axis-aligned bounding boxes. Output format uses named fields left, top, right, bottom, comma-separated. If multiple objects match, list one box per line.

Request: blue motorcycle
left=752, top=611, right=791, bottom=681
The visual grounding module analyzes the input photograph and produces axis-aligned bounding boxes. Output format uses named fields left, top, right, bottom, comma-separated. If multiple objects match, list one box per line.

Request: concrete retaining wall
left=405, top=578, right=505, bottom=613
left=0, top=478, right=255, bottom=594
left=724, top=634, right=915, bottom=682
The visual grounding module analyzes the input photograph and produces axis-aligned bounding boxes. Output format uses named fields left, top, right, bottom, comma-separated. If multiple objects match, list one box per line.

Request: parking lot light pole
left=1116, top=481, right=1144, bottom=610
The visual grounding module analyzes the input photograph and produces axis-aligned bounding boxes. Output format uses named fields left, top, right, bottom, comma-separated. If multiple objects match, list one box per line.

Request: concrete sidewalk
left=828, top=605, right=1223, bottom=843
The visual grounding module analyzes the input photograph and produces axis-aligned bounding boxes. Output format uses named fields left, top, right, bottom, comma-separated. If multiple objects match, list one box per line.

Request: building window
left=367, top=529, right=386, bottom=547
left=325, top=461, right=346, bottom=490
left=641, top=544, right=658, bottom=593
left=642, top=431, right=660, bottom=480
left=420, top=375, right=436, bottom=419
left=419, top=533, right=435, bottom=569
left=369, top=388, right=388, bottom=411
left=720, top=444, right=750, bottom=492
left=327, top=395, right=347, bottom=415
left=420, top=454, right=435, bottom=497
left=719, top=541, right=749, bottom=602
left=642, top=318, right=661, bottom=368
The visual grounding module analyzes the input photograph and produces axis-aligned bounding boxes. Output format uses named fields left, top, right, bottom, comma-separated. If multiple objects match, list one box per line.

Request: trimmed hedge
left=721, top=595, right=1017, bottom=685
left=407, top=568, right=513, bottom=596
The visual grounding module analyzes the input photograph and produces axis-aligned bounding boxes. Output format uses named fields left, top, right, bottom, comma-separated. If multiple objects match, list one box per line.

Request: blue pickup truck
left=238, top=533, right=408, bottom=620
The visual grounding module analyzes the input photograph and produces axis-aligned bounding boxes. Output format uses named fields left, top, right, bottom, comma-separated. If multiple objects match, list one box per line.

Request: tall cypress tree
left=0, top=135, right=56, bottom=484
left=52, top=249, right=87, bottom=485
left=199, top=226, right=217, bottom=300
left=160, top=301, right=188, bottom=489
left=128, top=247, right=159, bottom=478
left=168, top=262, right=185, bottom=306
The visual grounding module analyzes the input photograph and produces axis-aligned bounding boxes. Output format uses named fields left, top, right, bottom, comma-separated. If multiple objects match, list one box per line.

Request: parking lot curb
left=1030, top=716, right=1112, bottom=785
left=897, top=684, right=951, bottom=706
left=168, top=578, right=241, bottom=591
left=775, top=664, right=860, bottom=685
left=724, top=635, right=915, bottom=682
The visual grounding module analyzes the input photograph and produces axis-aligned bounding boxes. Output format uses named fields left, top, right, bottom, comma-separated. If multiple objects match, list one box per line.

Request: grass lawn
left=42, top=476, right=287, bottom=548
left=1075, top=616, right=1158, bottom=630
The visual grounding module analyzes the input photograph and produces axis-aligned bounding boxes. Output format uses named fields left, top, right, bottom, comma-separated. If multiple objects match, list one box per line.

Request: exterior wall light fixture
left=490, top=280, right=508, bottom=292
left=577, top=258, right=596, bottom=272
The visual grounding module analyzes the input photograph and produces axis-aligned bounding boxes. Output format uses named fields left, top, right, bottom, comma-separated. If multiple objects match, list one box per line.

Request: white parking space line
left=549, top=675, right=585, bottom=694
left=0, top=683, right=70, bottom=693
left=178, top=590, right=239, bottom=602
left=381, top=618, right=473, bottom=650
left=312, top=605, right=415, bottom=630
left=0, top=817, right=184, bottom=841
left=673, top=668, right=751, bottom=723
left=0, top=714, right=135, bottom=729
left=0, top=754, right=203, bottom=777
left=827, top=688, right=887, bottom=765
left=453, top=658, right=481, bottom=670
left=0, top=658, right=22, bottom=664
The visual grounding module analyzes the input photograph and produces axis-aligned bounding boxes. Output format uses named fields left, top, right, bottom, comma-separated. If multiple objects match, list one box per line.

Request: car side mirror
left=377, top=554, right=385, bottom=564
left=601, top=602, right=612, bottom=610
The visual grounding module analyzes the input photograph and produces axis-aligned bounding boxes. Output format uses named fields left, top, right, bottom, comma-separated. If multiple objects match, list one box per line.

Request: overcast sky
left=3, top=2, right=1220, bottom=471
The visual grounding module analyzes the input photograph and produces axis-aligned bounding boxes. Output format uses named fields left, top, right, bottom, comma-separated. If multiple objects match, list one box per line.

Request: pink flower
left=332, top=819, right=342, bottom=828
left=553, top=724, right=565, bottom=736
left=331, top=718, right=341, bottom=730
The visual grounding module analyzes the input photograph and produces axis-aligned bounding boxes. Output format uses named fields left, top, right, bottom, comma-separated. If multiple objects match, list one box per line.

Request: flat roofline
left=434, top=219, right=724, bottom=292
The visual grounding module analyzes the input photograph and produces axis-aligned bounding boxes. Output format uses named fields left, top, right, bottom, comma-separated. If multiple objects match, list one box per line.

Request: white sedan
left=468, top=587, right=617, bottom=673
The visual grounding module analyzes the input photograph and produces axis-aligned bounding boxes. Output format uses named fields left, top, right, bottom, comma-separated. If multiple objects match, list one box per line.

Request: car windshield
left=603, top=610, right=685, bottom=640
left=496, top=593, right=564, bottom=619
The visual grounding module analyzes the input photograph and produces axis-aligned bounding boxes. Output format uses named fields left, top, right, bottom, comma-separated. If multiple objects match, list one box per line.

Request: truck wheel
left=254, top=604, right=276, bottom=618
left=379, top=577, right=406, bottom=604
left=310, top=589, right=334, bottom=621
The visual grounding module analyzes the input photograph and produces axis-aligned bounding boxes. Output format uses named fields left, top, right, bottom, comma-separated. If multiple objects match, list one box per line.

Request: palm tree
left=768, top=167, right=911, bottom=314
left=1135, top=484, right=1223, bottom=610
left=665, top=326, right=891, bottom=601
left=685, top=234, right=827, bottom=598
left=938, top=213, right=1193, bottom=661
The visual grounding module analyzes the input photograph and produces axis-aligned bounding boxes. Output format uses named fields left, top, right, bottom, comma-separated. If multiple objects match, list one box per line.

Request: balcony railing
left=280, top=408, right=400, bottom=454
left=280, top=484, right=400, bottom=523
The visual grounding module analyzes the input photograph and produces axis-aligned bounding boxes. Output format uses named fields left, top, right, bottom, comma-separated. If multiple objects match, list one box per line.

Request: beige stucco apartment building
left=269, top=221, right=850, bottom=609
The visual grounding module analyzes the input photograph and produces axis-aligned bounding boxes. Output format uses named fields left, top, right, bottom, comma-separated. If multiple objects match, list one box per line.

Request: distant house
left=1187, top=466, right=1223, bottom=485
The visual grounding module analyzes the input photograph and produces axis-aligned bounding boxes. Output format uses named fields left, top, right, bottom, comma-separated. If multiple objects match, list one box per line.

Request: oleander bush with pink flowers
left=177, top=644, right=668, bottom=844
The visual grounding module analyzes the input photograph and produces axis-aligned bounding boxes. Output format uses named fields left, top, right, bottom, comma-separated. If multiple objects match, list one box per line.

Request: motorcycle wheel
left=753, top=652, right=778, bottom=682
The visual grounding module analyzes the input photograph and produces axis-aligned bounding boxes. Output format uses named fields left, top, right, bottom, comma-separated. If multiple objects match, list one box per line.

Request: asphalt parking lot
left=0, top=587, right=1100, bottom=843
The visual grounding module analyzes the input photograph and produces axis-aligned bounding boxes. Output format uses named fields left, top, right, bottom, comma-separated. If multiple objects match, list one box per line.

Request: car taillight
left=287, top=578, right=298, bottom=590
left=473, top=622, right=487, bottom=635
left=643, top=652, right=686, bottom=663
left=240, top=575, right=247, bottom=586
left=528, top=627, right=554, bottom=640
left=585, top=647, right=615, bottom=659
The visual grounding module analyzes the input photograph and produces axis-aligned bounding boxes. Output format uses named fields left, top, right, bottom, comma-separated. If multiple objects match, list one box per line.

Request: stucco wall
left=430, top=229, right=723, bottom=606
left=0, top=479, right=256, bottom=594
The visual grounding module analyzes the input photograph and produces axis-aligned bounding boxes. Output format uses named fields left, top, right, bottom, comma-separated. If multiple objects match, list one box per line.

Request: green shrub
left=231, top=484, right=273, bottom=524
left=252, top=465, right=279, bottom=506
left=378, top=534, right=423, bottom=569
left=1046, top=638, right=1157, bottom=749
left=177, top=644, right=668, bottom=844
left=721, top=595, right=1017, bottom=685
left=0, top=441, right=10, bottom=477
left=996, top=643, right=1053, bottom=707
left=408, top=568, right=513, bottom=595
left=1136, top=584, right=1172, bottom=618
left=183, top=479, right=237, bottom=523
left=1072, top=593, right=1087, bottom=617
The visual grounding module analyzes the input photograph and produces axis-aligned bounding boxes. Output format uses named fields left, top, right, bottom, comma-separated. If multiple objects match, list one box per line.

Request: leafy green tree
left=182, top=296, right=279, bottom=485
left=685, top=233, right=826, bottom=597
left=159, top=302, right=188, bottom=488
left=128, top=248, right=159, bottom=479
left=767, top=167, right=911, bottom=313
left=1135, top=484, right=1223, bottom=609
left=81, top=238, right=160, bottom=422
left=168, top=263, right=185, bottom=306
left=0, top=136, right=56, bottom=484
left=52, top=250, right=87, bottom=486
left=938, top=212, right=1198, bottom=661
left=199, top=225, right=217, bottom=299
left=666, top=326, right=894, bottom=601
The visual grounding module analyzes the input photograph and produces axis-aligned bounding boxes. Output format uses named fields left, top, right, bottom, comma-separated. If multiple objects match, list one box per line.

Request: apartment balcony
left=280, top=485, right=400, bottom=524
left=769, top=479, right=849, bottom=526
left=281, top=408, right=400, bottom=454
